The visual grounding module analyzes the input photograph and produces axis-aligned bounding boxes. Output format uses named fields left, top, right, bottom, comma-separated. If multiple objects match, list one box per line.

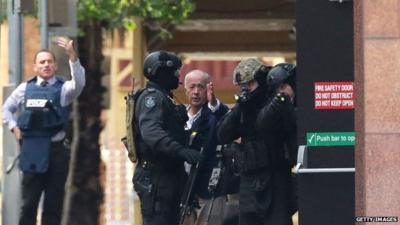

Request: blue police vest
left=17, top=76, right=69, bottom=173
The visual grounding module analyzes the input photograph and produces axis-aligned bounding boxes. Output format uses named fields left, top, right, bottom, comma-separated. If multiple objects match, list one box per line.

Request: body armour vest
left=17, top=76, right=69, bottom=173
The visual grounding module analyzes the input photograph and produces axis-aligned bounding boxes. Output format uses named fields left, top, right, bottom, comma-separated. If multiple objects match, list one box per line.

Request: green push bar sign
left=306, top=132, right=355, bottom=146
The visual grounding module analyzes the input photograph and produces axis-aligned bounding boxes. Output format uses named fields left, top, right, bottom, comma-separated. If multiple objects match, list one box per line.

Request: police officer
left=2, top=37, right=85, bottom=225
left=217, top=59, right=296, bottom=225
left=133, top=50, right=203, bottom=225
left=263, top=63, right=298, bottom=169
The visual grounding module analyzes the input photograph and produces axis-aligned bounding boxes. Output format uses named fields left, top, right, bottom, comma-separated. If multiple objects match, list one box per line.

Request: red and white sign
left=314, top=82, right=354, bottom=109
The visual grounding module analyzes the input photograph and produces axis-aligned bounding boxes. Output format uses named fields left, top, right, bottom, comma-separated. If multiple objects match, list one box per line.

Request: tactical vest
left=17, top=76, right=69, bottom=173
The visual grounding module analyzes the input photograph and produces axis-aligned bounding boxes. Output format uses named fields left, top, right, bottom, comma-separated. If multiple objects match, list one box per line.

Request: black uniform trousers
left=19, top=140, right=70, bottom=225
left=239, top=168, right=293, bottom=225
left=134, top=165, right=185, bottom=225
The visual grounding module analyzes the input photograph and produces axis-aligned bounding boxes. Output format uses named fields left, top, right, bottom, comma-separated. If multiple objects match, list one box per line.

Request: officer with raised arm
left=2, top=37, right=85, bottom=225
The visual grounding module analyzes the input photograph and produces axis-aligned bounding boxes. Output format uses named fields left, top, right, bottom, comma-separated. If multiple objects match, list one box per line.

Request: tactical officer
left=217, top=59, right=296, bottom=225
left=263, top=63, right=298, bottom=168
left=132, top=50, right=203, bottom=225
left=2, top=37, right=85, bottom=225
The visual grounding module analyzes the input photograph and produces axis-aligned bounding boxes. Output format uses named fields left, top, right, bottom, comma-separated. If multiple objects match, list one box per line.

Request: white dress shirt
left=2, top=59, right=86, bottom=141
left=185, top=99, right=221, bottom=130
left=185, top=108, right=202, bottom=131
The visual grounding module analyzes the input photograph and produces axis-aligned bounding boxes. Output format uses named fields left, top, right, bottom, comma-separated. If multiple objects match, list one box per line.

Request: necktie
left=40, top=81, right=48, bottom=87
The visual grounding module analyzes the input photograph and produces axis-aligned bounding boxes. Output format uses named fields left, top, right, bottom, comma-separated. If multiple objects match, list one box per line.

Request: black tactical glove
left=175, top=104, right=189, bottom=125
left=234, top=91, right=250, bottom=105
left=236, top=87, right=265, bottom=110
left=270, top=92, right=291, bottom=111
left=176, top=148, right=203, bottom=164
left=236, top=92, right=257, bottom=113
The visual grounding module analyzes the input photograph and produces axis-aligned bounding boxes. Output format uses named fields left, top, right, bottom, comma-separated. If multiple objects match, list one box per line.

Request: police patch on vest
left=144, top=96, right=156, bottom=108
left=26, top=99, right=48, bottom=108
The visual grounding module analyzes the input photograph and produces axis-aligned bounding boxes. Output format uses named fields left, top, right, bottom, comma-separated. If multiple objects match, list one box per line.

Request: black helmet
left=266, top=63, right=296, bottom=92
left=143, top=50, right=182, bottom=80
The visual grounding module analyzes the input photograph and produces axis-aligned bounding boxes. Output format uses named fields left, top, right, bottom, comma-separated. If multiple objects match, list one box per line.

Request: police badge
left=144, top=96, right=156, bottom=108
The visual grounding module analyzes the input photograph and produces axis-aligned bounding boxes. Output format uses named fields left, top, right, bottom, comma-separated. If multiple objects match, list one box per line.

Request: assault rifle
left=179, top=131, right=203, bottom=224
left=205, top=144, right=226, bottom=222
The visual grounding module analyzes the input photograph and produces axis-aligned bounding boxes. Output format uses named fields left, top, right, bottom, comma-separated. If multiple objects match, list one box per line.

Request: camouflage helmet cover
left=233, top=58, right=264, bottom=85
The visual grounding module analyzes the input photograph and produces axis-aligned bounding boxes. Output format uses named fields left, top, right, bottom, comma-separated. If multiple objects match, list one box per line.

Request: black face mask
left=247, top=86, right=265, bottom=102
left=157, top=74, right=179, bottom=91
left=154, top=68, right=180, bottom=91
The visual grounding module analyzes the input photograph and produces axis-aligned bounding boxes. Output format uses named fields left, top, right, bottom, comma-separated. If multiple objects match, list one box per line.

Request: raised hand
left=207, top=82, right=217, bottom=106
left=56, top=37, right=77, bottom=62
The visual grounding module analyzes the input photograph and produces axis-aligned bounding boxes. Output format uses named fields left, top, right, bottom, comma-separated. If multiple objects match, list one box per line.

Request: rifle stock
left=179, top=132, right=203, bottom=224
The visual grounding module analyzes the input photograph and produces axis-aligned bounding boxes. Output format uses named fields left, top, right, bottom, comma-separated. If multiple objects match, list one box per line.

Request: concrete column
left=39, top=0, right=48, bottom=48
left=3, top=1, right=24, bottom=224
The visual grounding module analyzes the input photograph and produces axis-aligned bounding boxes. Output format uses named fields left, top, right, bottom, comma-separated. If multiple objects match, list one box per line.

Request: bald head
left=184, top=70, right=211, bottom=110
left=184, top=70, right=210, bottom=89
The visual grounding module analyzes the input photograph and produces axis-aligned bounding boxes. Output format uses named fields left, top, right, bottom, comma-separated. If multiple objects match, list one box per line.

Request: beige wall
left=101, top=19, right=146, bottom=225
left=23, top=18, right=40, bottom=80
left=102, top=26, right=145, bottom=152
left=101, top=30, right=136, bottom=224
left=355, top=0, right=400, bottom=220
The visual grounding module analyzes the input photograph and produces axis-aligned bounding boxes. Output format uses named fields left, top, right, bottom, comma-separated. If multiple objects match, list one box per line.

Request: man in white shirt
left=2, top=37, right=85, bottom=225
left=183, top=70, right=229, bottom=225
